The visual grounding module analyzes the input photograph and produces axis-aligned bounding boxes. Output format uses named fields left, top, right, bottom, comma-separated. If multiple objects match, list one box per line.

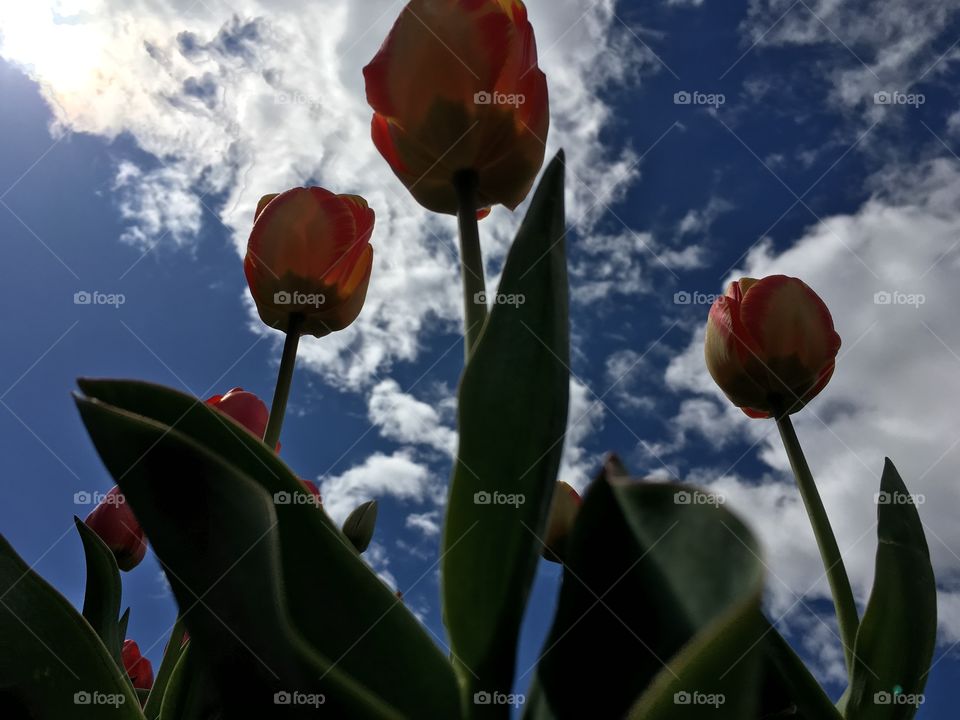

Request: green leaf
left=143, top=618, right=186, bottom=720
left=533, top=460, right=767, bottom=719
left=75, top=379, right=460, bottom=719
left=0, top=533, right=143, bottom=718
left=158, top=645, right=219, bottom=720
left=74, top=516, right=124, bottom=666
left=844, top=459, right=936, bottom=720
left=442, top=151, right=569, bottom=703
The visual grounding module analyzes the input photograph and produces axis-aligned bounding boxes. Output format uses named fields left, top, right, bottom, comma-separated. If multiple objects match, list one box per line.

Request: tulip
left=363, top=0, right=549, bottom=215
left=244, top=188, right=374, bottom=339
left=205, top=387, right=269, bottom=439
left=542, top=481, right=581, bottom=564
left=704, top=275, right=841, bottom=418
left=84, top=486, right=147, bottom=572
left=122, top=639, right=154, bottom=690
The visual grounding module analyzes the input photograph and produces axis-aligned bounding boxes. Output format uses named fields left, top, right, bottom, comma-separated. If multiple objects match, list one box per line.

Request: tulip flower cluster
left=3, top=2, right=937, bottom=720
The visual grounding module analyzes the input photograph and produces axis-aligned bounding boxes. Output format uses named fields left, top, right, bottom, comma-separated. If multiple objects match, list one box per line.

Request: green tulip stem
left=454, top=170, right=487, bottom=362
left=264, top=313, right=303, bottom=450
left=773, top=401, right=859, bottom=675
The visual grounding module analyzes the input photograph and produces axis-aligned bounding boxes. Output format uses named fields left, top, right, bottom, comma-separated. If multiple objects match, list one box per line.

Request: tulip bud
left=705, top=275, right=841, bottom=418
left=542, top=481, right=581, bottom=564
left=84, top=486, right=146, bottom=572
left=205, top=387, right=269, bottom=439
left=244, top=188, right=374, bottom=338
left=342, top=500, right=378, bottom=553
left=364, top=0, right=549, bottom=215
left=122, top=639, right=154, bottom=690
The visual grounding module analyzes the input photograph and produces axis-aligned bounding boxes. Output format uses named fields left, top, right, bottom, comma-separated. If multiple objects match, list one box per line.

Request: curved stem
left=454, top=170, right=487, bottom=362
left=264, top=314, right=303, bottom=450
left=773, top=401, right=859, bottom=675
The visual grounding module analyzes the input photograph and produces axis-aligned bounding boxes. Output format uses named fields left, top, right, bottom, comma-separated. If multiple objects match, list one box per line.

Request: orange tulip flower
left=363, top=0, right=549, bottom=215
left=244, top=188, right=374, bottom=338
left=705, top=275, right=841, bottom=418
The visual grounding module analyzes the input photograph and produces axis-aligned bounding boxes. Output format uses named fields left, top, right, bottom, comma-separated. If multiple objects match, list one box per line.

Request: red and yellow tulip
left=704, top=275, right=841, bottom=418
left=244, top=188, right=374, bottom=338
left=363, top=0, right=549, bottom=215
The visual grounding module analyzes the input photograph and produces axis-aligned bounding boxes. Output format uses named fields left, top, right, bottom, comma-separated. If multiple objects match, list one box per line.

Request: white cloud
left=663, top=157, right=960, bottom=646
left=318, top=450, right=438, bottom=526
left=405, top=511, right=441, bottom=538
left=368, top=380, right=457, bottom=458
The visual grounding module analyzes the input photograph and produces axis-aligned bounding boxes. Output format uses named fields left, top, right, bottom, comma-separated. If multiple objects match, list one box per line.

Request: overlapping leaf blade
left=441, top=151, right=569, bottom=704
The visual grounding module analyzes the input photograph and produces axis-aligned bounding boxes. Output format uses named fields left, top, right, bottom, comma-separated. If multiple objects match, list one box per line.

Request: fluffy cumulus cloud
left=662, top=157, right=960, bottom=672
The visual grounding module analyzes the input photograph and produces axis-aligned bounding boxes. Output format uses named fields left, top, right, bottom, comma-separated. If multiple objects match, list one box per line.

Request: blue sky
left=2, top=0, right=960, bottom=716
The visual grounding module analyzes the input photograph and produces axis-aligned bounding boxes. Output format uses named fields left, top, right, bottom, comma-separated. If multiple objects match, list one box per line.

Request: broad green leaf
left=143, top=618, right=186, bottom=720
left=74, top=516, right=124, bottom=666
left=75, top=380, right=460, bottom=719
left=0, top=533, right=143, bottom=718
left=158, top=645, right=219, bottom=720
left=534, top=460, right=766, bottom=719
left=844, top=459, right=936, bottom=720
left=442, top=151, right=569, bottom=702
